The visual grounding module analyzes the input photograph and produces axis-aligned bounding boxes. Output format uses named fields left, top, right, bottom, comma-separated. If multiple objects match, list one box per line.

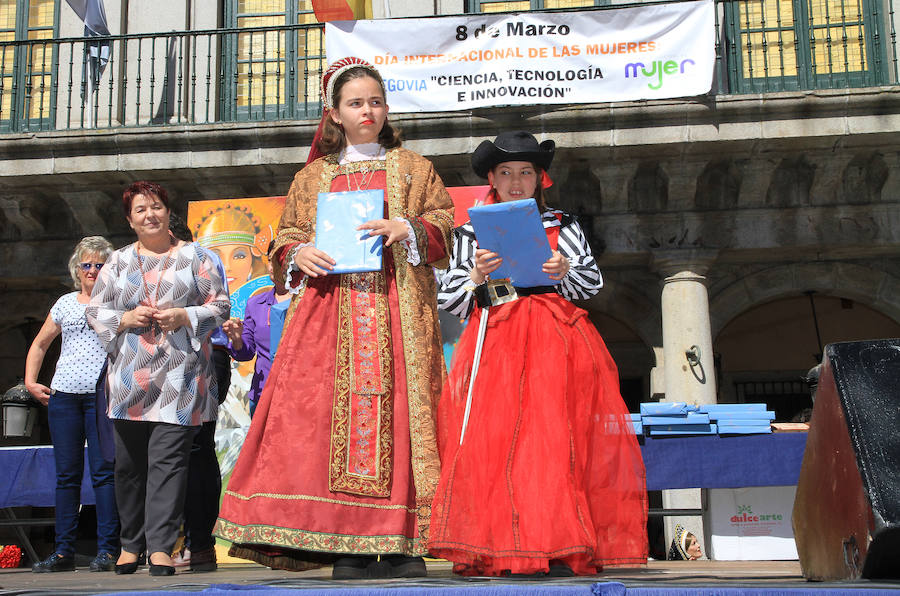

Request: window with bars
left=222, top=0, right=325, bottom=121
left=0, top=0, right=58, bottom=132
left=723, top=0, right=888, bottom=92
left=470, top=0, right=607, bottom=11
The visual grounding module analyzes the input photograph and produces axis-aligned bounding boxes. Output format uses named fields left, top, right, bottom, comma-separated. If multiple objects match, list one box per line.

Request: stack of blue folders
left=638, top=402, right=715, bottom=436
left=629, top=402, right=775, bottom=436
left=698, top=403, right=774, bottom=434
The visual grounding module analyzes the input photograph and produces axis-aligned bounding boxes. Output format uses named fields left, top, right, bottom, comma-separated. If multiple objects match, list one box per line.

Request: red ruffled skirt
left=429, top=293, right=647, bottom=576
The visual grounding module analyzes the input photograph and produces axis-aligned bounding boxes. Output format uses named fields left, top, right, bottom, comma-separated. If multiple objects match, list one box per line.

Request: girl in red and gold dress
left=430, top=131, right=648, bottom=576
left=215, top=58, right=454, bottom=579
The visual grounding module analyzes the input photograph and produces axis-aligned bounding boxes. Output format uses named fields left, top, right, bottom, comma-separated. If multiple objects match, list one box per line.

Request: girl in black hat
left=429, top=131, right=648, bottom=577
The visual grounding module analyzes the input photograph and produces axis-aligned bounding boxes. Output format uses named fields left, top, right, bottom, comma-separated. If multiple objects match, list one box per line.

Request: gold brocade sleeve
left=270, top=160, right=325, bottom=285
left=392, top=150, right=454, bottom=270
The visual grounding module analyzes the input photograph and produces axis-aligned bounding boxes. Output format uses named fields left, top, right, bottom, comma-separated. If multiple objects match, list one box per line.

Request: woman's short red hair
left=122, top=181, right=170, bottom=218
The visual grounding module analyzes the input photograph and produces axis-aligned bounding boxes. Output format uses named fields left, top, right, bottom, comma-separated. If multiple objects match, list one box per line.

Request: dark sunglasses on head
left=80, top=262, right=104, bottom=272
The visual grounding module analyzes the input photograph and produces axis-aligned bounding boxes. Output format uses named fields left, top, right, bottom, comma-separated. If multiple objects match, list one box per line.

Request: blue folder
left=315, top=189, right=384, bottom=273
left=717, top=419, right=773, bottom=427
left=707, top=411, right=776, bottom=421
left=649, top=424, right=718, bottom=436
left=643, top=413, right=711, bottom=426
left=698, top=403, right=767, bottom=413
left=640, top=402, right=690, bottom=416
left=467, top=199, right=557, bottom=288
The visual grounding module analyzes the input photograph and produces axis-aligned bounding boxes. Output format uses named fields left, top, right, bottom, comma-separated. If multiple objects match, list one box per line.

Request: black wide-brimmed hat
left=471, top=131, right=556, bottom=178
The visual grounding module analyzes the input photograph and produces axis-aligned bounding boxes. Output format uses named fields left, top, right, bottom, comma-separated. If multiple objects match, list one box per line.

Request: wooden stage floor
left=2, top=558, right=898, bottom=595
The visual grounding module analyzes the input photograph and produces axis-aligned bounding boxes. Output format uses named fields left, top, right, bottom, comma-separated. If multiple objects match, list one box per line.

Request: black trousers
left=183, top=347, right=231, bottom=552
left=113, top=420, right=196, bottom=556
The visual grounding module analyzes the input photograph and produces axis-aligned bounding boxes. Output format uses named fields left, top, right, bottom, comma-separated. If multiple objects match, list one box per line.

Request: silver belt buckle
left=486, top=279, right=518, bottom=306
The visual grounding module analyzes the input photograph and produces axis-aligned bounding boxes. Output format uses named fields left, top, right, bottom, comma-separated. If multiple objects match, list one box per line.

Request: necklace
left=135, top=240, right=176, bottom=337
left=345, top=161, right=377, bottom=192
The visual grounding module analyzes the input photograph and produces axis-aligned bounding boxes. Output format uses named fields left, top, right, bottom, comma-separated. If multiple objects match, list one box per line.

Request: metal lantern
left=2, top=383, right=38, bottom=438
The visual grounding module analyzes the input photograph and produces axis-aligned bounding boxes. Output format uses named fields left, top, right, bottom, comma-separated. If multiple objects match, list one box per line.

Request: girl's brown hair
left=317, top=67, right=401, bottom=155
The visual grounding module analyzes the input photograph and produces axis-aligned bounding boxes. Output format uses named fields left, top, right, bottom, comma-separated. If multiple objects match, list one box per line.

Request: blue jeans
left=48, top=391, right=120, bottom=556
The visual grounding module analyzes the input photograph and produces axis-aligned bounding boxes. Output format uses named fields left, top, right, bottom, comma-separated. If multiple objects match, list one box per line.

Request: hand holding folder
left=467, top=199, right=558, bottom=288
left=315, top=189, right=385, bottom=274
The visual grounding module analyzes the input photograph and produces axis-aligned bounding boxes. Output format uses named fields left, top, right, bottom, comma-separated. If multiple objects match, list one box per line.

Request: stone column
left=651, top=248, right=719, bottom=406
left=650, top=248, right=719, bottom=560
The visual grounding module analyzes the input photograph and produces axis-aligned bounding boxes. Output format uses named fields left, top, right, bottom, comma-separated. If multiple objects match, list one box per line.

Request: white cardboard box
left=704, top=485, right=799, bottom=560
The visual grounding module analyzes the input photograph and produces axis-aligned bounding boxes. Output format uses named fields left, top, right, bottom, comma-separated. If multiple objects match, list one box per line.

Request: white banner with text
left=326, top=0, right=715, bottom=112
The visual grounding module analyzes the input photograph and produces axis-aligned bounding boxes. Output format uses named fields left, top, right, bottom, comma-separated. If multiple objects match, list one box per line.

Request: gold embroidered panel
left=328, top=272, right=394, bottom=497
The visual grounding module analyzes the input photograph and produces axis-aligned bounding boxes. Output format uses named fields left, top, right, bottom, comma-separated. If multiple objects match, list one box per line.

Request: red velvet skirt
left=429, top=293, right=647, bottom=576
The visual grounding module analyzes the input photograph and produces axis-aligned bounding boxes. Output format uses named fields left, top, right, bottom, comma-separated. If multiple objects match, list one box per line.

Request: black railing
left=1, top=0, right=897, bottom=133
left=0, top=23, right=326, bottom=132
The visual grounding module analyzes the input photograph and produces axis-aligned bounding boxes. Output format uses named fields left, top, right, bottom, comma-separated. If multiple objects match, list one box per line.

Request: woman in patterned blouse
left=86, top=181, right=230, bottom=576
left=429, top=131, right=648, bottom=577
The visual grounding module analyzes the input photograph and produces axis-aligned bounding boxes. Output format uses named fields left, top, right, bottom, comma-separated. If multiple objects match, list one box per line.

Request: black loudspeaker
left=793, top=339, right=900, bottom=580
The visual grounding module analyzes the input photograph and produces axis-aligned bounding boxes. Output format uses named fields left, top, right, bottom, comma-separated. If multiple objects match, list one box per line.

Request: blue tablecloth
left=0, top=445, right=95, bottom=508
left=639, top=432, right=807, bottom=491
left=0, top=433, right=807, bottom=509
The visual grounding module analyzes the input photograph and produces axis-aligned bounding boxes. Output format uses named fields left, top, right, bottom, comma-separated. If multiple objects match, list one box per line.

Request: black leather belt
left=473, top=281, right=557, bottom=308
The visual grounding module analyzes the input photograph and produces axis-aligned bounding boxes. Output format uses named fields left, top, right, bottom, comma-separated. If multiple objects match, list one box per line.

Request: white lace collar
left=340, top=143, right=386, bottom=164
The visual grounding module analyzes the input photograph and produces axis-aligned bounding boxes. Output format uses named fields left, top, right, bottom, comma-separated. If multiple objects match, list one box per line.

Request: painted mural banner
left=326, top=0, right=715, bottom=112
left=188, top=196, right=286, bottom=476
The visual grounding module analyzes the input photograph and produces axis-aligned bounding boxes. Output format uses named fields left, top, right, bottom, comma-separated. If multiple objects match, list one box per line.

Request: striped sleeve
left=437, top=224, right=478, bottom=318
left=554, top=212, right=603, bottom=301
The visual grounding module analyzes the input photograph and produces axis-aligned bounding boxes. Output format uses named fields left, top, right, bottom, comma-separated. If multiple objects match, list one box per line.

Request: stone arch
left=583, top=278, right=661, bottom=354
left=709, top=262, right=900, bottom=337
left=582, top=279, right=660, bottom=409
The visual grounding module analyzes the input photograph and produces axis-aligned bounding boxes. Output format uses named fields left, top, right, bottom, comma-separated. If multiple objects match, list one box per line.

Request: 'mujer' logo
left=625, top=58, right=695, bottom=90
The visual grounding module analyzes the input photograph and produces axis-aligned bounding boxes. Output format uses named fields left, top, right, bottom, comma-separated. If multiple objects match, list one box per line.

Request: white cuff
left=285, top=243, right=312, bottom=294
left=397, top=218, right=421, bottom=266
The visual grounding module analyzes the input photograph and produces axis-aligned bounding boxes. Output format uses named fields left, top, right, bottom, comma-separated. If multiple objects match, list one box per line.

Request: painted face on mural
left=212, top=244, right=254, bottom=287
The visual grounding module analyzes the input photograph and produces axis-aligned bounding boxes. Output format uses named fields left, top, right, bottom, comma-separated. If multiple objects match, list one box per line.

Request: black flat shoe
left=332, top=556, right=372, bottom=580
left=32, top=552, right=75, bottom=573
left=384, top=555, right=427, bottom=578
left=548, top=560, right=575, bottom=577
left=149, top=563, right=176, bottom=576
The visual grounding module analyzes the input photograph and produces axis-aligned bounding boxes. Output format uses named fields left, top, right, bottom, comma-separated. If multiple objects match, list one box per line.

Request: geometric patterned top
left=86, top=242, right=231, bottom=426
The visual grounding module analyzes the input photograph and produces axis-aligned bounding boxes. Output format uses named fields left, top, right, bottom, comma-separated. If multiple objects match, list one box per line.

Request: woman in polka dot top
left=24, top=236, right=120, bottom=573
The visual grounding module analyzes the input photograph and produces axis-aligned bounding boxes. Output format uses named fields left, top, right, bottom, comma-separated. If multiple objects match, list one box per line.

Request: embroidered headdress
left=667, top=524, right=692, bottom=560
left=306, top=57, right=382, bottom=166
left=322, top=56, right=379, bottom=110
